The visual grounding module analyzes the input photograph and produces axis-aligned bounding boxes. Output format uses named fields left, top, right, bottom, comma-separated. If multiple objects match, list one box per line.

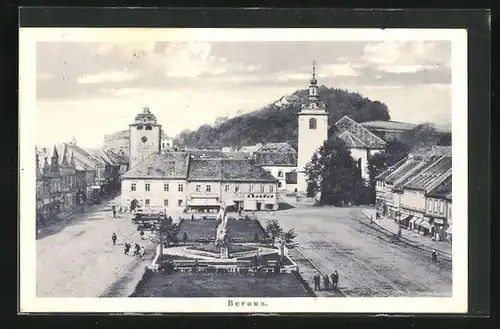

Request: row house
left=121, top=152, right=278, bottom=216
left=36, top=145, right=77, bottom=222
left=400, top=156, right=452, bottom=237
left=424, top=174, right=452, bottom=241
left=377, top=155, right=428, bottom=219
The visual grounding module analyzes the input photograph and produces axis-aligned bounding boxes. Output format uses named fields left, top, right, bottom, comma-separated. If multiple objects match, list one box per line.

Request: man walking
left=432, top=250, right=438, bottom=263
left=333, top=270, right=339, bottom=289
left=111, top=233, right=117, bottom=246
left=323, top=274, right=330, bottom=291
left=313, top=273, right=321, bottom=291
left=112, top=205, right=116, bottom=218
left=139, top=246, right=145, bottom=260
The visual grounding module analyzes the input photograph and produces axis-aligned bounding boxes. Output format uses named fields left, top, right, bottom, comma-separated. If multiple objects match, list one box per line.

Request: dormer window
left=137, top=125, right=143, bottom=130
left=145, top=125, right=152, bottom=131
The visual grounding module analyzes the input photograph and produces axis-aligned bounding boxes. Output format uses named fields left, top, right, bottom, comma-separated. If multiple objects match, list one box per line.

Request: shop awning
left=419, top=220, right=431, bottom=229
left=409, top=217, right=417, bottom=225
left=414, top=218, right=424, bottom=226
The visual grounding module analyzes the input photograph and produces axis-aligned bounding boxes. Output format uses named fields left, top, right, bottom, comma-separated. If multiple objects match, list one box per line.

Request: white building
left=296, top=62, right=329, bottom=194
left=254, top=152, right=297, bottom=192
left=121, top=152, right=278, bottom=214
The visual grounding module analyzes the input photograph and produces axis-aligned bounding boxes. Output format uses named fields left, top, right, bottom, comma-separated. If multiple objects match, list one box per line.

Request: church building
left=296, top=61, right=329, bottom=194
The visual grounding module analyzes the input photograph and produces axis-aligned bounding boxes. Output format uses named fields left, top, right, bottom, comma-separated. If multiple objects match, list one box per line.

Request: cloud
left=320, top=61, right=361, bottom=77
left=77, top=69, right=139, bottom=84
left=361, top=41, right=448, bottom=74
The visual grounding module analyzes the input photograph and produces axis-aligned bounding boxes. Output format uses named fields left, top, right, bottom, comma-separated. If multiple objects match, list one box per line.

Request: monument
left=215, top=204, right=230, bottom=259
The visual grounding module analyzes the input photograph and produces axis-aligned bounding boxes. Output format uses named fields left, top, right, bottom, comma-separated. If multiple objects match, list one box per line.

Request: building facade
left=254, top=152, right=297, bottom=191
left=297, top=62, right=329, bottom=193
left=129, top=107, right=162, bottom=168
left=121, top=152, right=278, bottom=215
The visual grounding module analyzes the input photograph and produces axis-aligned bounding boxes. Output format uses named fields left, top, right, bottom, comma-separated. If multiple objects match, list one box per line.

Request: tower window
left=309, top=118, right=317, bottom=130
left=145, top=125, right=152, bottom=130
left=137, top=125, right=143, bottom=130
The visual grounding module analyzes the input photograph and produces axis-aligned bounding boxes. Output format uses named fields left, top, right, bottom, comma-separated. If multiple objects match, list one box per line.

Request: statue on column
left=215, top=203, right=230, bottom=259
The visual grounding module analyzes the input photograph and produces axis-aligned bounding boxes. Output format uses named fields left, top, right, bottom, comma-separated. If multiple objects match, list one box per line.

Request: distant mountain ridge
left=175, top=86, right=392, bottom=150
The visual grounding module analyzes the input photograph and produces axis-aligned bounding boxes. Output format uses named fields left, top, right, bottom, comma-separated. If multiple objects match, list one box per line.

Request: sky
left=36, top=40, right=452, bottom=148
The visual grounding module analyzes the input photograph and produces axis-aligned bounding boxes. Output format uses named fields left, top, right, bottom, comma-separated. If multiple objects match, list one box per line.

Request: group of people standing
left=313, top=270, right=339, bottom=292
left=111, top=232, right=146, bottom=260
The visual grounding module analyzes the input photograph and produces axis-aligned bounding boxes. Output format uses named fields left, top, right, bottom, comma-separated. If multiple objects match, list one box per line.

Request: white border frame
left=19, top=28, right=468, bottom=313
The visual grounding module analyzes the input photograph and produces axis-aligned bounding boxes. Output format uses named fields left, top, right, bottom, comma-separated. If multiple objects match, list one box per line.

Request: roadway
left=259, top=196, right=452, bottom=297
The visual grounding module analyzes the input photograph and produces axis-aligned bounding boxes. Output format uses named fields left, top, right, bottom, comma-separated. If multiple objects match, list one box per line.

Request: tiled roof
left=222, top=160, right=277, bottom=182
left=403, top=156, right=452, bottom=191
left=258, top=142, right=296, bottom=153
left=375, top=156, right=409, bottom=180
left=360, top=120, right=418, bottom=131
left=385, top=159, right=423, bottom=185
left=334, top=115, right=386, bottom=149
left=104, top=149, right=129, bottom=165
left=187, top=149, right=225, bottom=159
left=427, top=174, right=452, bottom=197
left=239, top=143, right=263, bottom=153
left=338, top=131, right=369, bottom=148
left=122, top=152, right=190, bottom=179
left=254, top=152, right=297, bottom=167
left=187, top=159, right=277, bottom=183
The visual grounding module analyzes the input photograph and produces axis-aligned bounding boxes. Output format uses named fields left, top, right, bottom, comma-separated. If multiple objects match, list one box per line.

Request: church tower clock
left=129, top=107, right=162, bottom=168
left=297, top=61, right=329, bottom=194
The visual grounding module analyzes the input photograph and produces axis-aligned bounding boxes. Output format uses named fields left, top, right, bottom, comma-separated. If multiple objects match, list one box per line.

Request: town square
left=31, top=35, right=455, bottom=301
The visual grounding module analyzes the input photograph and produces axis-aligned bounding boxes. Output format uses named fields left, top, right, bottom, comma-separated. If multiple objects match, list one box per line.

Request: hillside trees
left=174, top=86, right=391, bottom=150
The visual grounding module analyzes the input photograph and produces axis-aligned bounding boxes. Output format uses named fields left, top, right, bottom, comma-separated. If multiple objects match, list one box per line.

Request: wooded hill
left=174, top=86, right=391, bottom=150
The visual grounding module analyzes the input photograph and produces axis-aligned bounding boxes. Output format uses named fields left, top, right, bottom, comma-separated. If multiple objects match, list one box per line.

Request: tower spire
left=308, top=60, right=319, bottom=102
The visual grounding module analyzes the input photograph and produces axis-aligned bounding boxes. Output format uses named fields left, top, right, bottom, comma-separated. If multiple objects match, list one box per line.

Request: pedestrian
left=134, top=243, right=140, bottom=256
left=432, top=250, right=438, bottom=263
left=124, top=242, right=130, bottom=255
left=313, top=274, right=320, bottom=291
left=111, top=233, right=117, bottom=246
left=139, top=246, right=145, bottom=260
left=323, top=275, right=330, bottom=291
left=112, top=205, right=116, bottom=218
left=333, top=270, right=339, bottom=289
left=330, top=272, right=336, bottom=289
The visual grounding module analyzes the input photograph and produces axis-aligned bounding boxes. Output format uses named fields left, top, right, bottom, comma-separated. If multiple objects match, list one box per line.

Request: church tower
left=297, top=61, right=329, bottom=194
left=129, top=107, right=162, bottom=168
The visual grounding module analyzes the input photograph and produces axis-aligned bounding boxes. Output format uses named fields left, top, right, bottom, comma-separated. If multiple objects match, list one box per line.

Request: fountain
left=150, top=202, right=299, bottom=273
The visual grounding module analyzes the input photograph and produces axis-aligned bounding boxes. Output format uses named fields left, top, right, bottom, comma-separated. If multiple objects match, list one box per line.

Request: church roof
left=337, top=131, right=370, bottom=149
left=123, top=152, right=190, bottom=179
left=360, top=120, right=418, bottom=131
left=254, top=152, right=297, bottom=167
left=334, top=115, right=387, bottom=149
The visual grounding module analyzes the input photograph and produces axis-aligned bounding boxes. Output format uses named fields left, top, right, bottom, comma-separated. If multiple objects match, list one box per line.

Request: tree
left=148, top=216, right=172, bottom=260
left=367, top=140, right=410, bottom=204
left=174, top=87, right=391, bottom=150
left=265, top=219, right=283, bottom=247
left=277, top=229, right=298, bottom=266
left=305, top=137, right=364, bottom=206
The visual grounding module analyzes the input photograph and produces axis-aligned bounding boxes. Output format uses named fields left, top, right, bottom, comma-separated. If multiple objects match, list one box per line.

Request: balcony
left=189, top=192, right=220, bottom=199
